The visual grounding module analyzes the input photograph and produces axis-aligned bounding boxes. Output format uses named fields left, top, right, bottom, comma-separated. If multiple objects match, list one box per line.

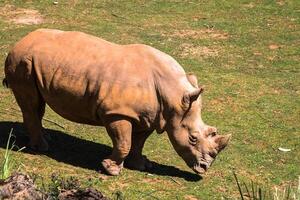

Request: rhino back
left=8, top=29, right=164, bottom=128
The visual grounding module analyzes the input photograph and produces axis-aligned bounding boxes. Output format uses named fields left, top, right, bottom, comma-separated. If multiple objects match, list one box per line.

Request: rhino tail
left=2, top=77, right=9, bottom=88
left=3, top=53, right=11, bottom=88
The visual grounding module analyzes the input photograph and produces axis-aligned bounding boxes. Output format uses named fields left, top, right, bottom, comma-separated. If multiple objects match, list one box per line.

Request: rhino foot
left=102, top=159, right=123, bottom=176
left=125, top=155, right=153, bottom=171
left=43, top=131, right=52, bottom=142
left=29, top=136, right=49, bottom=152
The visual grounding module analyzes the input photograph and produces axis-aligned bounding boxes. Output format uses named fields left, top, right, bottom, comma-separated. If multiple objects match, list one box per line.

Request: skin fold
left=3, top=29, right=230, bottom=176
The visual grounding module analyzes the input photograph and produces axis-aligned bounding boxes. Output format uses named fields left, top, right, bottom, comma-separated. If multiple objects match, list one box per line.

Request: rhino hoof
left=125, top=155, right=153, bottom=171
left=43, top=131, right=52, bottom=142
left=102, top=159, right=122, bottom=176
left=29, top=137, right=49, bottom=152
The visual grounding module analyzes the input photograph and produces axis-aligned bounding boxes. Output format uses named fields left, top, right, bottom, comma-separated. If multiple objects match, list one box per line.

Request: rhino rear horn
left=189, top=88, right=203, bottom=102
left=186, top=73, right=198, bottom=88
left=182, top=88, right=204, bottom=107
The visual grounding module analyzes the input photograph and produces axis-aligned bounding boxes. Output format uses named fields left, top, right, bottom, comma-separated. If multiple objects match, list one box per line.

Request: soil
left=0, top=4, right=44, bottom=25
left=0, top=173, right=109, bottom=200
left=0, top=173, right=45, bottom=199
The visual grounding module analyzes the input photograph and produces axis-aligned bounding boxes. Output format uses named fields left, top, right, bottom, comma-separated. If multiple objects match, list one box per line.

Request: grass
left=46, top=173, right=81, bottom=199
left=0, top=0, right=299, bottom=199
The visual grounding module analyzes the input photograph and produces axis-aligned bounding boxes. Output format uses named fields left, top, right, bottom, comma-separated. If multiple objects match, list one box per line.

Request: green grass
left=0, top=0, right=299, bottom=199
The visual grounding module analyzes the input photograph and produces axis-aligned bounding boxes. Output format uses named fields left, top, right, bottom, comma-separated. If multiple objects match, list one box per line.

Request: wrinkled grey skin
left=3, top=29, right=230, bottom=175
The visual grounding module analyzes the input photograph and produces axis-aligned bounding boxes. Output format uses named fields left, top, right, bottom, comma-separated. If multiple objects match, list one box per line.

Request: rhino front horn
left=216, top=134, right=231, bottom=152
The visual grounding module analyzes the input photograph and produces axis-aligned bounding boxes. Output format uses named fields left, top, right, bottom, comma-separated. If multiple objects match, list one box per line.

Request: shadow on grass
left=0, top=121, right=201, bottom=181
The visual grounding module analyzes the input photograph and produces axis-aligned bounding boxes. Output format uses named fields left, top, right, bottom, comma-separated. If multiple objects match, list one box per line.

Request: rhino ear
left=186, top=73, right=198, bottom=88
left=182, top=88, right=204, bottom=107
left=215, top=134, right=231, bottom=152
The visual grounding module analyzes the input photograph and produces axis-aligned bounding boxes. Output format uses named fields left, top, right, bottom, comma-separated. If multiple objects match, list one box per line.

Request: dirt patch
left=0, top=4, right=44, bottom=25
left=179, top=43, right=219, bottom=58
left=162, top=28, right=229, bottom=40
left=0, top=173, right=46, bottom=199
left=0, top=173, right=109, bottom=200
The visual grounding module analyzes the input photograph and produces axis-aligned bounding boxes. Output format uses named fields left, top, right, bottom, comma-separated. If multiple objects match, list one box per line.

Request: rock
left=278, top=147, right=291, bottom=152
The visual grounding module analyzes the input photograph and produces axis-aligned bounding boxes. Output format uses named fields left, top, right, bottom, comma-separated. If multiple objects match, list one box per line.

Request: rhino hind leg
left=102, top=117, right=132, bottom=176
left=15, top=91, right=48, bottom=151
left=125, top=130, right=153, bottom=171
left=7, top=67, right=48, bottom=151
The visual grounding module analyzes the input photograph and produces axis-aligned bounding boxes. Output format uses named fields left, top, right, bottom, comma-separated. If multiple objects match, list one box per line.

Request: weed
left=0, top=129, right=25, bottom=180
left=233, top=171, right=300, bottom=200
left=47, top=173, right=81, bottom=198
left=112, top=190, right=126, bottom=200
left=272, top=177, right=300, bottom=200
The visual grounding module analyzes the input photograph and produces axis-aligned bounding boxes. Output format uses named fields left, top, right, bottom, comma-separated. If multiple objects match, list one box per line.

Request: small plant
left=233, top=171, right=300, bottom=200
left=112, top=190, right=126, bottom=200
left=47, top=173, right=81, bottom=199
left=0, top=129, right=25, bottom=180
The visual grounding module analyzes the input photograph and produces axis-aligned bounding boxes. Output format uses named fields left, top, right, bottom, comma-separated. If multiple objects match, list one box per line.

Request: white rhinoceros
left=3, top=29, right=230, bottom=176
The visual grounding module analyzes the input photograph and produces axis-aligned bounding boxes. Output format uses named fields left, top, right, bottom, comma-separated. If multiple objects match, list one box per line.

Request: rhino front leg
left=125, top=130, right=153, bottom=171
left=102, top=118, right=132, bottom=176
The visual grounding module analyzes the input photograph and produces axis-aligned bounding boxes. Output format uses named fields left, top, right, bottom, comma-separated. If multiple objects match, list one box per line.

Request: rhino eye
left=209, top=132, right=217, bottom=137
left=209, top=150, right=218, bottom=158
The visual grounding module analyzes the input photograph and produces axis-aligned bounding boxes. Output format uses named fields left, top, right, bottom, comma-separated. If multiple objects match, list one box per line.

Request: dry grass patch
left=179, top=43, right=219, bottom=59
left=243, top=2, right=255, bottom=8
left=268, top=44, right=281, bottom=50
left=184, top=195, right=200, bottom=200
left=108, top=181, right=129, bottom=191
left=276, top=1, right=286, bottom=6
left=162, top=28, right=229, bottom=40
left=0, top=4, right=44, bottom=25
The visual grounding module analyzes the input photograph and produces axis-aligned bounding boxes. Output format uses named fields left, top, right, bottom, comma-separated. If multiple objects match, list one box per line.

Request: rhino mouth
left=192, top=162, right=208, bottom=174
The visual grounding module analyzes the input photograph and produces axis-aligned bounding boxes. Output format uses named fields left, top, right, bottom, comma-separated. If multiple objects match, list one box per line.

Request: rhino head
left=165, top=74, right=231, bottom=175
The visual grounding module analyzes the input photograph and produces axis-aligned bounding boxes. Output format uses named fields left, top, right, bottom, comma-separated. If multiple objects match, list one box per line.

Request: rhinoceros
left=3, top=29, right=230, bottom=176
